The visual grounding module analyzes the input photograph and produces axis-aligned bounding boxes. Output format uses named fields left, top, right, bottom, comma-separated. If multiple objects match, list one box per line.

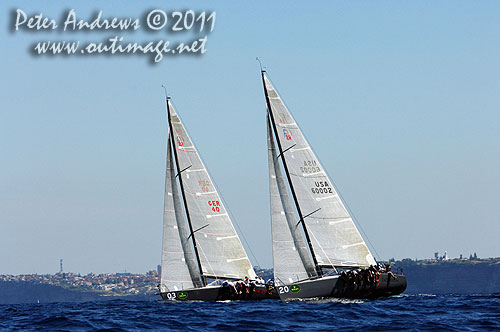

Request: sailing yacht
left=261, top=70, right=407, bottom=300
left=158, top=95, right=278, bottom=301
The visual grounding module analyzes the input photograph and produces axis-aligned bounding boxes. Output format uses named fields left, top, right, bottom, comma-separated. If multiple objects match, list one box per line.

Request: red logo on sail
left=177, top=135, right=184, bottom=147
left=283, top=129, right=292, bottom=140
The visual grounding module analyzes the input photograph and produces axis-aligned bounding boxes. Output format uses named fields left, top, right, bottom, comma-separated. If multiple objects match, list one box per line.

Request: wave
left=1, top=295, right=499, bottom=331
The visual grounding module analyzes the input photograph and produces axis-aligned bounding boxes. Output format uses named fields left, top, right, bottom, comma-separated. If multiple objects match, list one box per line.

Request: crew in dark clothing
left=220, top=280, right=237, bottom=299
left=241, top=281, right=247, bottom=299
left=248, top=279, right=256, bottom=298
left=368, top=265, right=377, bottom=284
left=265, top=279, right=274, bottom=294
left=385, top=263, right=397, bottom=279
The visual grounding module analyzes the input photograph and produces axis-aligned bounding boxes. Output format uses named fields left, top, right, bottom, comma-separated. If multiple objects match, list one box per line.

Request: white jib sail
left=264, top=73, right=376, bottom=267
left=168, top=100, right=256, bottom=280
left=268, top=116, right=317, bottom=286
left=161, top=136, right=202, bottom=291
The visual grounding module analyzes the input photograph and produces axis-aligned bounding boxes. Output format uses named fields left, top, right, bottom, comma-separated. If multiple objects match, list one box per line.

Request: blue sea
left=1, top=294, right=499, bottom=331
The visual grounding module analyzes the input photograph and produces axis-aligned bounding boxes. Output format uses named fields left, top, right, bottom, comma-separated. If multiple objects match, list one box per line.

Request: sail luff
left=261, top=71, right=322, bottom=277
left=167, top=98, right=207, bottom=287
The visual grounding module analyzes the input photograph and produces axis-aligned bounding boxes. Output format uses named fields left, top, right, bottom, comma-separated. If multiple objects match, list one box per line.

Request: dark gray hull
left=277, top=273, right=407, bottom=301
left=159, top=284, right=279, bottom=301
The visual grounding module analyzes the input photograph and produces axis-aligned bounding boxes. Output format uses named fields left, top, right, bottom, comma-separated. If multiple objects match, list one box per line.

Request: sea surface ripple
left=1, top=294, right=499, bottom=331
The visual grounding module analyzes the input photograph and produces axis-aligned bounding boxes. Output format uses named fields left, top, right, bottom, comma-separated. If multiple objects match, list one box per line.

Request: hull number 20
left=278, top=286, right=289, bottom=294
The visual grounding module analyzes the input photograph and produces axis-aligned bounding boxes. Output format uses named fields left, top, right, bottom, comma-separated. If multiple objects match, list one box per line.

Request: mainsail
left=263, top=72, right=376, bottom=275
left=161, top=98, right=256, bottom=289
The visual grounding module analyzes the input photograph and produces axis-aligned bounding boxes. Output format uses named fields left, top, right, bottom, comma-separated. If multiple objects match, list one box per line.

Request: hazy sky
left=1, top=1, right=499, bottom=275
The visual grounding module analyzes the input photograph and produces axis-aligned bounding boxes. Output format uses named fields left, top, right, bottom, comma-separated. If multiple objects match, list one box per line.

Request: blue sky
left=1, top=1, right=499, bottom=274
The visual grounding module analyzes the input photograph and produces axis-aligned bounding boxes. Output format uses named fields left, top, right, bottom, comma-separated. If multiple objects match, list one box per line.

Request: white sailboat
left=159, top=94, right=278, bottom=301
left=261, top=69, right=407, bottom=300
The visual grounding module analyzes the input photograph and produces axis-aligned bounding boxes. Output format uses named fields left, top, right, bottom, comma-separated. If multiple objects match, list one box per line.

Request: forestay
left=160, top=136, right=202, bottom=292
left=264, top=73, right=376, bottom=267
left=168, top=100, right=256, bottom=280
left=268, top=117, right=317, bottom=286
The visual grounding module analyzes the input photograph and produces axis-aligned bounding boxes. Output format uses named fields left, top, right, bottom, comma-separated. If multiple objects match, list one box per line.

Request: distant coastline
left=0, top=281, right=156, bottom=304
left=0, top=270, right=159, bottom=304
left=1, top=258, right=499, bottom=304
left=393, top=257, right=500, bottom=295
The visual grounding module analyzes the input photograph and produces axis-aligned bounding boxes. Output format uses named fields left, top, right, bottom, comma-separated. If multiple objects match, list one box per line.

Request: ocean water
left=1, top=294, right=499, bottom=331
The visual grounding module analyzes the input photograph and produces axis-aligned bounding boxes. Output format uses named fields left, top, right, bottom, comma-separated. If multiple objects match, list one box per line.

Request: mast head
left=256, top=57, right=266, bottom=73
left=161, top=84, right=170, bottom=101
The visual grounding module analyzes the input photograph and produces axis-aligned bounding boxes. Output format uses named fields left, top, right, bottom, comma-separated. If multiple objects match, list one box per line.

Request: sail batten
left=263, top=72, right=376, bottom=270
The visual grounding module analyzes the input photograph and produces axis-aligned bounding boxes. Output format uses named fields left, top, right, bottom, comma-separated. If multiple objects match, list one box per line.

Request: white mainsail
left=160, top=136, right=202, bottom=292
left=264, top=73, right=376, bottom=268
left=167, top=100, right=256, bottom=280
left=268, top=116, right=317, bottom=286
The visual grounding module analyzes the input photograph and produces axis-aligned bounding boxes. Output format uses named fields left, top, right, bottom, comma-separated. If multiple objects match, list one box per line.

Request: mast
left=166, top=97, right=207, bottom=287
left=261, top=70, right=323, bottom=277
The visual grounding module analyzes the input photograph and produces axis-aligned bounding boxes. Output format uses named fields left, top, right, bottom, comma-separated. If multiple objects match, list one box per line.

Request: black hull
left=277, top=273, right=407, bottom=301
left=159, top=284, right=279, bottom=301
left=159, top=273, right=406, bottom=302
